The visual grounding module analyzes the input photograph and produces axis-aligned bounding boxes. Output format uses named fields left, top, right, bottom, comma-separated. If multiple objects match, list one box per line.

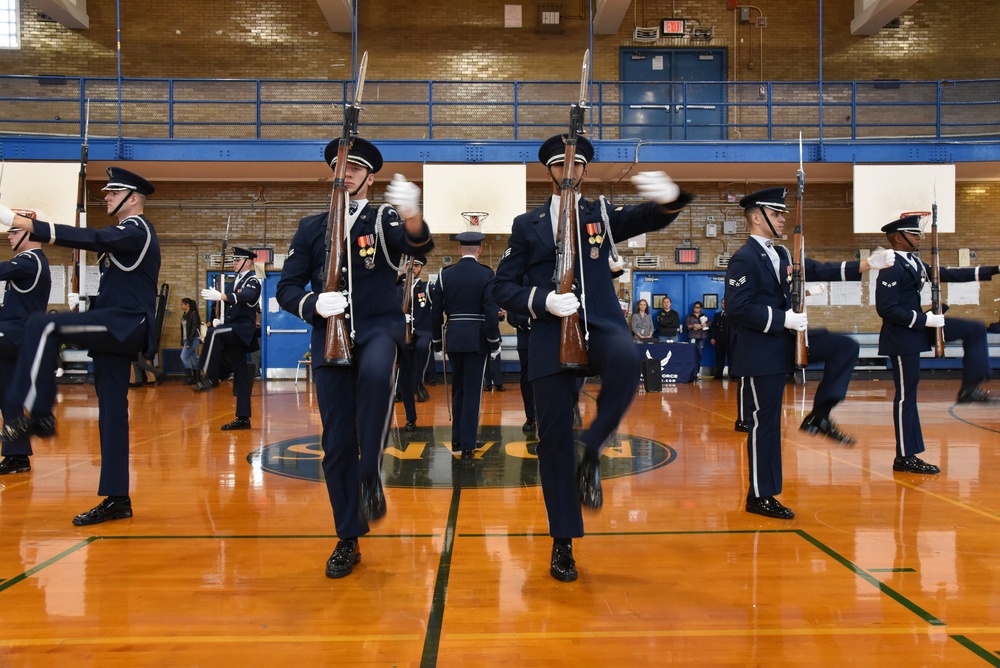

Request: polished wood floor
left=1, top=373, right=999, bottom=666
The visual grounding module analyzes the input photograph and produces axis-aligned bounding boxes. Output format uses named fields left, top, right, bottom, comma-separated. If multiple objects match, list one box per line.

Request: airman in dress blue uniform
left=195, top=246, right=262, bottom=431
left=276, top=137, right=433, bottom=579
left=725, top=187, right=896, bottom=520
left=493, top=134, right=693, bottom=582
left=396, top=254, right=433, bottom=431
left=0, top=223, right=50, bottom=475
left=876, top=214, right=999, bottom=475
left=430, top=231, right=501, bottom=457
left=0, top=167, right=160, bottom=525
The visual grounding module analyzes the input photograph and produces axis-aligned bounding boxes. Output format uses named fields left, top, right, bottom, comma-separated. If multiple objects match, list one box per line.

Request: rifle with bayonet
left=554, top=49, right=591, bottom=371
left=791, top=133, right=808, bottom=369
left=322, top=51, right=368, bottom=366
left=401, top=256, right=415, bottom=346
left=72, top=100, right=90, bottom=303
left=930, top=186, right=945, bottom=358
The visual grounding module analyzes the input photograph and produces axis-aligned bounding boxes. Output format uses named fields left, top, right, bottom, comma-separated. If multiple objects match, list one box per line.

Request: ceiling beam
left=851, top=0, right=919, bottom=36
left=316, top=0, right=353, bottom=33
left=593, top=0, right=631, bottom=35
left=30, top=0, right=89, bottom=30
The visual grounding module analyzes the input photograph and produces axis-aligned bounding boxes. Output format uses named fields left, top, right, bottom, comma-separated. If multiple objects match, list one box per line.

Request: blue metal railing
left=1, top=75, right=999, bottom=143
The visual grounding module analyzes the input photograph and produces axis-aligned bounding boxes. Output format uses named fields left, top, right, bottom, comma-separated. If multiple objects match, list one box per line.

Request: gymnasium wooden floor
left=1, top=373, right=999, bottom=666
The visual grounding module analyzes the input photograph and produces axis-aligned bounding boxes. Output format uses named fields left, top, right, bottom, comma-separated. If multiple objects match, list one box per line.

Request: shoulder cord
left=107, top=216, right=152, bottom=272
left=9, top=250, right=43, bottom=294
left=574, top=196, right=590, bottom=346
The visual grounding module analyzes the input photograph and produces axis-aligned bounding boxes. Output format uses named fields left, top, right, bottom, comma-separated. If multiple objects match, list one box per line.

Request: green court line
left=795, top=530, right=945, bottom=626
left=421, top=485, right=462, bottom=668
left=868, top=568, right=916, bottom=573
left=950, top=635, right=1000, bottom=666
left=0, top=538, right=96, bottom=594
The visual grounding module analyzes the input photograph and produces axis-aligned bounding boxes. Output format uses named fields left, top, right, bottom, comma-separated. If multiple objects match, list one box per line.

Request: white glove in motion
left=67, top=293, right=80, bottom=310
left=490, top=348, right=501, bottom=360
left=806, top=283, right=826, bottom=297
left=0, top=204, right=15, bottom=228
left=316, top=291, right=348, bottom=318
left=867, top=248, right=896, bottom=270
left=545, top=291, right=580, bottom=318
left=783, top=309, right=808, bottom=332
left=630, top=171, right=681, bottom=205
left=212, top=318, right=223, bottom=327
left=201, top=288, right=223, bottom=301
left=385, top=173, right=421, bottom=219
left=925, top=312, right=946, bottom=328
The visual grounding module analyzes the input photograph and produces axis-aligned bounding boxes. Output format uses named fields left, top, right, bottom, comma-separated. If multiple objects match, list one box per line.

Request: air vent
left=634, top=255, right=660, bottom=269
left=633, top=27, right=660, bottom=42
left=715, top=253, right=731, bottom=268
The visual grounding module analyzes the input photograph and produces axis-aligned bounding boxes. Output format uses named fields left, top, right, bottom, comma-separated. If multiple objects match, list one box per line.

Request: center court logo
left=249, top=425, right=676, bottom=489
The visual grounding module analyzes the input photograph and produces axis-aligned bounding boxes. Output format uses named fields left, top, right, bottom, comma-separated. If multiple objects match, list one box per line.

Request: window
left=0, top=0, right=18, bottom=49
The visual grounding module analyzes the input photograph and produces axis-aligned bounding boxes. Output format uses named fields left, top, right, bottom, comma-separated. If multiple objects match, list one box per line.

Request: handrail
left=1, top=75, right=999, bottom=143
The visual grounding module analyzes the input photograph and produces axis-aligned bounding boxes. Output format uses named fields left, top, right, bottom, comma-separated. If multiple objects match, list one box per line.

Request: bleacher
left=808, top=332, right=1000, bottom=377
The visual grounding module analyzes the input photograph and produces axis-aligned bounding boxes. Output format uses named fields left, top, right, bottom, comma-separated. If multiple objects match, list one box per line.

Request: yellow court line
left=449, top=625, right=994, bottom=641
left=0, top=633, right=422, bottom=648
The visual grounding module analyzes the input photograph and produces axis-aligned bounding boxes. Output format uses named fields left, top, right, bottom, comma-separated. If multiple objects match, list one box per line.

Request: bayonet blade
left=354, top=51, right=369, bottom=108
left=578, top=49, right=590, bottom=107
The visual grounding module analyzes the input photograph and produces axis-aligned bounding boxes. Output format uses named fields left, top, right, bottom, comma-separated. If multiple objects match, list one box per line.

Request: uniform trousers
left=532, top=324, right=640, bottom=539
left=806, top=329, right=860, bottom=409
left=740, top=372, right=786, bottom=498
left=449, top=351, right=488, bottom=450
left=943, top=317, right=989, bottom=388
left=516, top=347, right=535, bottom=420
left=200, top=326, right=251, bottom=418
left=0, top=336, right=31, bottom=456
left=11, top=310, right=147, bottom=496
left=314, top=334, right=397, bottom=539
left=397, top=330, right=431, bottom=424
left=889, top=352, right=924, bottom=458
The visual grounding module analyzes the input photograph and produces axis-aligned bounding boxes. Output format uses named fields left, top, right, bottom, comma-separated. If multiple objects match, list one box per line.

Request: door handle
left=685, top=105, right=717, bottom=110
left=266, top=326, right=309, bottom=336
left=628, top=104, right=672, bottom=111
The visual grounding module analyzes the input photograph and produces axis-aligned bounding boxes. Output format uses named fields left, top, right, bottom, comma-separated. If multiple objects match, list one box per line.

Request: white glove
left=783, top=309, right=808, bottom=332
left=867, top=248, right=896, bottom=270
left=490, top=348, right=501, bottom=360
left=630, top=171, right=680, bottom=205
left=67, top=292, right=80, bottom=310
left=545, top=291, right=580, bottom=318
left=0, top=204, right=15, bottom=228
left=385, top=173, right=421, bottom=219
left=806, top=283, right=826, bottom=297
left=212, top=318, right=222, bottom=327
left=201, top=288, right=223, bottom=302
left=316, top=291, right=348, bottom=318
left=925, top=312, right=945, bottom=328
left=608, top=255, right=625, bottom=273
left=404, top=313, right=413, bottom=323
left=700, top=315, right=709, bottom=325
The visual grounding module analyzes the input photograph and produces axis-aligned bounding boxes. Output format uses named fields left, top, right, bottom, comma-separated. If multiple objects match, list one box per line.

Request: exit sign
left=675, top=247, right=700, bottom=264
left=661, top=18, right=686, bottom=36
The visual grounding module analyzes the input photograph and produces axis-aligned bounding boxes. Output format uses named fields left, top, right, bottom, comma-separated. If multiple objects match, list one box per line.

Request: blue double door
left=621, top=48, right=727, bottom=140
left=632, top=270, right=726, bottom=370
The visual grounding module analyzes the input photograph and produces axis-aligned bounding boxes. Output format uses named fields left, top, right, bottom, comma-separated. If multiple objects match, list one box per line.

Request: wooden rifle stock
left=555, top=132, right=589, bottom=370
left=322, top=138, right=353, bottom=365
left=930, top=204, right=945, bottom=358
left=72, top=100, right=89, bottom=298
left=402, top=257, right=415, bottom=345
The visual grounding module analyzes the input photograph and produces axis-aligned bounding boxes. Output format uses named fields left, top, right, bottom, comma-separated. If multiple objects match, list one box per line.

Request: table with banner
left=636, top=342, right=701, bottom=387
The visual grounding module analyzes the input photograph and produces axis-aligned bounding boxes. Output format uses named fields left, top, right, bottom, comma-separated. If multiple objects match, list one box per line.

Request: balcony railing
left=1, top=75, right=999, bottom=143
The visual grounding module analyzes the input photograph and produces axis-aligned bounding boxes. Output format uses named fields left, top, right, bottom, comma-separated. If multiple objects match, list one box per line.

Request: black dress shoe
left=221, top=417, right=251, bottom=431
left=193, top=378, right=217, bottom=392
left=460, top=449, right=474, bottom=460
left=577, top=456, right=603, bottom=510
left=522, top=418, right=536, bottom=433
left=799, top=414, right=856, bottom=445
left=404, top=421, right=417, bottom=432
left=451, top=442, right=461, bottom=452
left=0, top=414, right=57, bottom=444
left=734, top=420, right=750, bottom=433
left=0, top=455, right=31, bottom=475
left=495, top=385, right=506, bottom=392
left=745, top=495, right=795, bottom=520
left=893, top=455, right=941, bottom=474
left=326, top=538, right=361, bottom=578
left=573, top=406, right=582, bottom=428
left=359, top=476, right=387, bottom=522
left=550, top=543, right=578, bottom=582
left=416, top=385, right=430, bottom=402
left=957, top=387, right=994, bottom=404
left=394, top=391, right=402, bottom=403
left=73, top=497, right=133, bottom=526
